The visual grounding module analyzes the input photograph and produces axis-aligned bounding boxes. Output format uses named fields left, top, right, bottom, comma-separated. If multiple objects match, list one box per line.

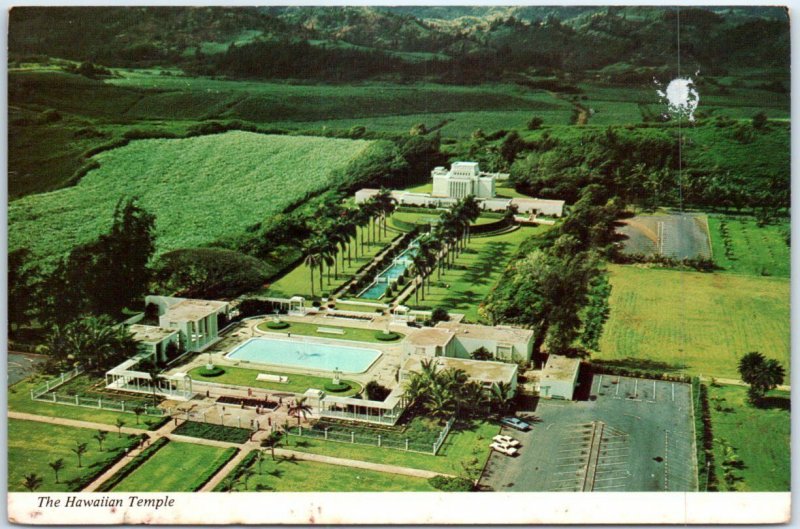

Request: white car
left=489, top=441, right=519, bottom=456
left=493, top=435, right=521, bottom=447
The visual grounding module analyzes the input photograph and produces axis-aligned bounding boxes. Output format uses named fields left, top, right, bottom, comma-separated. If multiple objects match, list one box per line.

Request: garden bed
left=172, top=421, right=252, bottom=444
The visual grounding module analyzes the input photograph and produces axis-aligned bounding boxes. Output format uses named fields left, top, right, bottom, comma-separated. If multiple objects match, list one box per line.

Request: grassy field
left=256, top=320, right=402, bottom=343
left=707, top=216, right=790, bottom=278
left=8, top=418, right=142, bottom=492
left=598, top=265, right=790, bottom=379
left=408, top=226, right=549, bottom=322
left=285, top=419, right=499, bottom=475
left=8, top=377, right=158, bottom=429
left=219, top=454, right=437, bottom=492
left=707, top=384, right=790, bottom=491
left=264, top=226, right=396, bottom=299
left=9, top=132, right=373, bottom=267
left=110, top=442, right=237, bottom=492
left=188, top=365, right=362, bottom=397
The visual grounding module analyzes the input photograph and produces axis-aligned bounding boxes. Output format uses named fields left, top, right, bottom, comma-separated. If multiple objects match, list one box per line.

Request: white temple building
left=355, top=161, right=565, bottom=217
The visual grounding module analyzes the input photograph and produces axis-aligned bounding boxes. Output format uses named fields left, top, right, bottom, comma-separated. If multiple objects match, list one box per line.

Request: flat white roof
left=542, top=355, right=581, bottom=383
left=128, top=324, right=178, bottom=344
left=407, top=328, right=454, bottom=348
left=436, top=321, right=534, bottom=344
left=511, top=197, right=566, bottom=207
left=163, top=299, right=228, bottom=322
left=402, top=356, right=516, bottom=384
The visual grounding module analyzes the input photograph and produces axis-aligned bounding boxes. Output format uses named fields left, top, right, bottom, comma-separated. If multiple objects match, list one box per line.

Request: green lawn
left=256, top=320, right=403, bottom=343
left=598, top=265, right=790, bottom=379
left=409, top=226, right=549, bottom=322
left=8, top=418, right=142, bottom=492
left=110, top=441, right=237, bottom=492
left=707, top=384, right=790, bottom=491
left=707, top=216, right=790, bottom=277
left=188, top=365, right=362, bottom=397
left=284, top=419, right=499, bottom=475
left=264, top=225, right=397, bottom=298
left=220, top=454, right=437, bottom=492
left=8, top=377, right=158, bottom=430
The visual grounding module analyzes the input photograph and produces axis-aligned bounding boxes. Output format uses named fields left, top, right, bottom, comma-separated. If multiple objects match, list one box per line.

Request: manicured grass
left=8, top=418, right=142, bottom=492
left=409, top=226, right=549, bottom=322
left=256, top=320, right=403, bottom=343
left=110, top=442, right=237, bottom=492
left=285, top=419, right=499, bottom=475
left=188, top=365, right=362, bottom=397
left=391, top=210, right=498, bottom=229
left=220, top=454, right=437, bottom=492
left=9, top=131, right=374, bottom=268
left=598, top=265, right=790, bottom=379
left=707, top=216, right=790, bottom=278
left=707, top=384, right=789, bottom=491
left=8, top=377, right=156, bottom=430
left=172, top=421, right=252, bottom=444
left=264, top=225, right=396, bottom=298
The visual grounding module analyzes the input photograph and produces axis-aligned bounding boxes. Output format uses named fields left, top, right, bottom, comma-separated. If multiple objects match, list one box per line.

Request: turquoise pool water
left=226, top=338, right=382, bottom=373
left=358, top=239, right=420, bottom=299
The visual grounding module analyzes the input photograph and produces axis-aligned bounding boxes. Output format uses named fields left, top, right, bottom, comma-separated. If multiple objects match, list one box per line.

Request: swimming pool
left=226, top=337, right=382, bottom=373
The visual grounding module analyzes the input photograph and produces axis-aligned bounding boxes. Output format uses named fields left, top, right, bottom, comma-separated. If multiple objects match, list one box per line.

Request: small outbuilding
left=538, top=354, right=581, bottom=400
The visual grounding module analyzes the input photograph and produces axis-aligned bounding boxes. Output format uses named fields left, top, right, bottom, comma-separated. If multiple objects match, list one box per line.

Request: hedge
left=96, top=437, right=170, bottom=492
left=692, top=377, right=718, bottom=491
left=212, top=450, right=261, bottom=491
left=266, top=321, right=290, bottom=330
left=374, top=331, right=400, bottom=341
left=193, top=447, right=240, bottom=492
left=198, top=366, right=226, bottom=377
left=324, top=382, right=352, bottom=393
left=172, top=421, right=252, bottom=444
left=589, top=362, right=691, bottom=383
left=428, top=475, right=474, bottom=491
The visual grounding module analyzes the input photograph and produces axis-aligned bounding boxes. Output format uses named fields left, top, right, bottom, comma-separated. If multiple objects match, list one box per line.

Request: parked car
left=500, top=417, right=531, bottom=431
left=489, top=441, right=519, bottom=456
left=493, top=434, right=521, bottom=447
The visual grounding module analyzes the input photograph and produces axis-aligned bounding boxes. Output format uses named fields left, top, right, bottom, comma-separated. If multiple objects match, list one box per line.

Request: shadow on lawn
left=759, top=395, right=790, bottom=411
left=592, top=357, right=688, bottom=373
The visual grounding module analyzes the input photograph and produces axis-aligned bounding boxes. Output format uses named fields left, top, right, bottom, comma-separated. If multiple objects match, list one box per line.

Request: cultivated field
left=598, top=265, right=790, bottom=379
left=9, top=132, right=373, bottom=267
left=109, top=441, right=236, bottom=492
left=707, top=216, right=790, bottom=278
left=8, top=418, right=142, bottom=492
left=707, top=384, right=790, bottom=491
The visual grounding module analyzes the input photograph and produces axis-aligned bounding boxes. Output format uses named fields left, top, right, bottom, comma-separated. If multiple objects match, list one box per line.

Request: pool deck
left=163, top=314, right=409, bottom=390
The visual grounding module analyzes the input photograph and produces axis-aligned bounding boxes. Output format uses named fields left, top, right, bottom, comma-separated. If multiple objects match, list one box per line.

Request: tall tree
left=48, top=459, right=64, bottom=484
left=738, top=352, right=785, bottom=406
left=22, top=473, right=43, bottom=493
left=8, top=248, right=40, bottom=334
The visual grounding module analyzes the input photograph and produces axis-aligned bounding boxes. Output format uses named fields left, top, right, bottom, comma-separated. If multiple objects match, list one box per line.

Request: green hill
left=9, top=132, right=373, bottom=268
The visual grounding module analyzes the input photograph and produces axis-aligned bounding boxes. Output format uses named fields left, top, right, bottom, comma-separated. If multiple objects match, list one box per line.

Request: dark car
left=500, top=417, right=531, bottom=431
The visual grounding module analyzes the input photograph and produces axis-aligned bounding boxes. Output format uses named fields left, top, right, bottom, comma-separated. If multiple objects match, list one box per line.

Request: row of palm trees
left=403, top=359, right=515, bottom=423
left=302, top=189, right=396, bottom=297
left=408, top=196, right=482, bottom=305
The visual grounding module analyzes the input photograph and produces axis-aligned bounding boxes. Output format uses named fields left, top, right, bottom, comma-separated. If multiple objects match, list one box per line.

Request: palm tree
left=738, top=351, right=785, bottom=405
left=22, top=473, right=43, bottom=492
left=115, top=418, right=126, bottom=438
left=48, top=459, right=64, bottom=484
left=94, top=430, right=108, bottom=452
left=145, top=360, right=162, bottom=406
left=490, top=381, right=515, bottom=415
left=240, top=467, right=255, bottom=491
left=411, top=252, right=429, bottom=304
left=424, top=385, right=456, bottom=424
left=320, top=235, right=338, bottom=287
left=373, top=188, right=396, bottom=237
left=133, top=405, right=145, bottom=425
left=261, top=432, right=283, bottom=461
left=302, top=237, right=324, bottom=297
left=460, top=195, right=482, bottom=244
left=72, top=441, right=88, bottom=468
left=287, top=397, right=313, bottom=426
left=221, top=475, right=240, bottom=493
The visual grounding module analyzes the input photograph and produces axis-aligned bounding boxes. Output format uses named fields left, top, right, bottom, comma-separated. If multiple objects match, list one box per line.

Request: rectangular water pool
left=226, top=337, right=382, bottom=374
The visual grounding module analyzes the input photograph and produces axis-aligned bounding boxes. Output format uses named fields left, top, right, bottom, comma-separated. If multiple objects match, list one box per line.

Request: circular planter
left=198, top=366, right=225, bottom=377
left=375, top=331, right=400, bottom=341
left=323, top=381, right=352, bottom=393
left=266, top=321, right=290, bottom=330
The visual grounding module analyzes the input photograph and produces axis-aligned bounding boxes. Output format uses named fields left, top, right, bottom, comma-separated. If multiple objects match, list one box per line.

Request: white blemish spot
left=657, top=78, right=700, bottom=122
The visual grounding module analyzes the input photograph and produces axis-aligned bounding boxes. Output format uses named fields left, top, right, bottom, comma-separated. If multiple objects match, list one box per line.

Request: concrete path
left=699, top=376, right=791, bottom=392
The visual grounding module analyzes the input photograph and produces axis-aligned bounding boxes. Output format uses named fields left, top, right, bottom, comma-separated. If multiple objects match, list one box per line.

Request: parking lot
left=480, top=375, right=697, bottom=492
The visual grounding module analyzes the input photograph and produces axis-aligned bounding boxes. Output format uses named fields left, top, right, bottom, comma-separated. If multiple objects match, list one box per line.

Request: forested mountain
left=10, top=6, right=789, bottom=82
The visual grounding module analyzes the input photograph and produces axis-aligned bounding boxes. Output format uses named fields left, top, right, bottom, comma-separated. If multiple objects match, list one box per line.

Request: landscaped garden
left=9, top=376, right=162, bottom=430
left=173, top=421, right=253, bottom=444
left=598, top=265, right=790, bottom=379
left=283, top=419, right=499, bottom=476
left=707, top=384, right=790, bottom=491
left=8, top=418, right=143, bottom=492
left=256, top=319, right=403, bottom=343
left=188, top=365, right=362, bottom=397
left=408, top=226, right=548, bottom=322
left=109, top=441, right=238, bottom=492
left=215, top=452, right=437, bottom=492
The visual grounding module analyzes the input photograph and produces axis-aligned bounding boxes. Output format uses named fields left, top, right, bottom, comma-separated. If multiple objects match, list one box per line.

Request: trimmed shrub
left=198, top=366, right=225, bottom=377
left=428, top=475, right=474, bottom=491
left=266, top=320, right=290, bottom=330
left=173, top=421, right=252, bottom=444
left=375, top=331, right=400, bottom=341
left=431, top=307, right=450, bottom=324
left=324, top=381, right=352, bottom=393
left=96, top=437, right=170, bottom=492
